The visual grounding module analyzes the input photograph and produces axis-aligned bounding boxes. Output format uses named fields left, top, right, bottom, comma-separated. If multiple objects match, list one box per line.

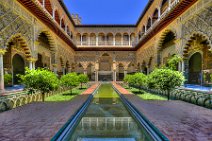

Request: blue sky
left=63, top=0, right=149, bottom=25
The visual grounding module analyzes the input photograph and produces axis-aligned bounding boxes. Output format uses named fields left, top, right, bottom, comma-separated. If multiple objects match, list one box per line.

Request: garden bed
left=122, top=85, right=167, bottom=101
left=46, top=87, right=87, bottom=102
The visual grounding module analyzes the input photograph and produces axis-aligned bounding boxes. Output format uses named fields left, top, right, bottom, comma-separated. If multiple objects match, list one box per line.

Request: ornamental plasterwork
left=181, top=7, right=212, bottom=48
left=0, top=4, right=34, bottom=56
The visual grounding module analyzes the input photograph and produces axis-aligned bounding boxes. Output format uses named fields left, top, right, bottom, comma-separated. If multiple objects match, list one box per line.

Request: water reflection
left=68, top=84, right=153, bottom=141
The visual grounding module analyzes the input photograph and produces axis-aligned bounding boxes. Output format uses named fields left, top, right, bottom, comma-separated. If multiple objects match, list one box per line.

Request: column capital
left=52, top=64, right=57, bottom=67
left=0, top=49, right=6, bottom=55
left=27, top=57, right=37, bottom=62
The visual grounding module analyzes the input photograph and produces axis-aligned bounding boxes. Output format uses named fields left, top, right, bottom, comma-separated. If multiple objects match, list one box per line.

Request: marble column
left=113, top=36, right=116, bottom=46
left=113, top=71, right=117, bottom=82
left=84, top=69, right=87, bottom=75
left=29, top=61, right=33, bottom=70
left=62, top=67, right=65, bottom=75
left=32, top=61, right=36, bottom=69
left=124, top=70, right=127, bottom=77
left=0, top=49, right=6, bottom=93
left=95, top=70, right=98, bottom=82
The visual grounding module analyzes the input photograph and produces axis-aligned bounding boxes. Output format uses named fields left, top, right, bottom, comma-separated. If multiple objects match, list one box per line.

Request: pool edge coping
left=112, top=83, right=170, bottom=141
left=51, top=83, right=101, bottom=141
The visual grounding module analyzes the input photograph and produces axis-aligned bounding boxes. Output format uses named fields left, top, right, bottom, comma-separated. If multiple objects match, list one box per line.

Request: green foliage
left=147, top=68, right=184, bottom=100
left=134, top=73, right=147, bottom=87
left=124, top=73, right=147, bottom=88
left=60, top=72, right=80, bottom=94
left=20, top=68, right=60, bottom=101
left=166, top=55, right=182, bottom=70
left=46, top=87, right=85, bottom=102
left=78, top=74, right=89, bottom=89
left=123, top=74, right=132, bottom=87
left=210, top=74, right=212, bottom=82
left=148, top=68, right=185, bottom=91
left=4, top=73, right=12, bottom=85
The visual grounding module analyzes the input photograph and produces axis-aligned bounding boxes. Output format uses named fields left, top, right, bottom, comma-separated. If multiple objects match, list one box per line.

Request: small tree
left=60, top=73, right=80, bottom=94
left=20, top=68, right=60, bottom=101
left=148, top=68, right=185, bottom=100
left=133, top=73, right=147, bottom=88
left=124, top=74, right=132, bottom=88
left=78, top=74, right=89, bottom=89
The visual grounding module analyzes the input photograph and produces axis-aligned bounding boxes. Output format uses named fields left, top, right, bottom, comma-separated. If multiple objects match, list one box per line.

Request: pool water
left=66, top=84, right=154, bottom=141
left=184, top=84, right=212, bottom=92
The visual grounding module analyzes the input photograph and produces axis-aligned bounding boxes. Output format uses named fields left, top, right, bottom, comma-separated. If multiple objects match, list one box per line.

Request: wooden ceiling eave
left=134, top=0, right=198, bottom=50
left=17, top=0, right=77, bottom=50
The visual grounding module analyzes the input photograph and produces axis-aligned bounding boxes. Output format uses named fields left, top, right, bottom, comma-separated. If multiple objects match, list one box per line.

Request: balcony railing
left=76, top=40, right=136, bottom=47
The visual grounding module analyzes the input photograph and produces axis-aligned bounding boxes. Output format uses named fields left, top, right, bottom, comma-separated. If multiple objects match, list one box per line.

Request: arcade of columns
left=0, top=0, right=212, bottom=93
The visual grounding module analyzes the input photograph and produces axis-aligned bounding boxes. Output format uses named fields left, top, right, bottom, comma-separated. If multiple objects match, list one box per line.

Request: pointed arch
left=183, top=32, right=212, bottom=58
left=36, top=31, right=56, bottom=52
left=158, top=29, right=177, bottom=51
left=6, top=33, right=32, bottom=58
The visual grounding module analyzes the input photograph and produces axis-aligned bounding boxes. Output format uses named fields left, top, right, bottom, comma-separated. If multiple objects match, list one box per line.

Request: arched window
left=98, top=33, right=106, bottom=46
left=106, top=33, right=113, bottom=46
left=130, top=33, right=136, bottom=46
left=90, top=33, right=96, bottom=46
left=161, top=0, right=169, bottom=14
left=115, top=33, right=122, bottom=46
left=147, top=18, right=152, bottom=30
left=142, top=26, right=146, bottom=36
left=82, top=33, right=88, bottom=45
left=60, top=18, right=65, bottom=30
left=123, top=33, right=129, bottom=46
left=152, top=9, right=159, bottom=24
left=54, top=10, right=60, bottom=24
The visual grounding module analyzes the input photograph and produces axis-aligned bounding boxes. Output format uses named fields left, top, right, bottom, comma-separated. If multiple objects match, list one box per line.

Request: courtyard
left=0, top=0, right=212, bottom=140
left=0, top=83, right=211, bottom=140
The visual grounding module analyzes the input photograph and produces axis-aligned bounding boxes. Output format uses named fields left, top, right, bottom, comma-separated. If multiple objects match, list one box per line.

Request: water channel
left=64, top=84, right=154, bottom=141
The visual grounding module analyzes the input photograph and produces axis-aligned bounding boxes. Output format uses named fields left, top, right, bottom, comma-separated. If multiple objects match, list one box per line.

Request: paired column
left=28, top=57, right=37, bottom=70
left=0, top=49, right=6, bottom=93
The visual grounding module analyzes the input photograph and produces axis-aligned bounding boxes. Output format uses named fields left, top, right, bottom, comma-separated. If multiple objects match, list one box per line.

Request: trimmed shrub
left=20, top=68, right=60, bottom=101
left=147, top=68, right=185, bottom=100
left=78, top=74, right=89, bottom=89
left=60, top=72, right=80, bottom=94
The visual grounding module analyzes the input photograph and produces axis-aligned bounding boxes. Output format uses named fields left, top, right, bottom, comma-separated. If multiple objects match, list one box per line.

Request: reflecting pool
left=67, top=84, right=154, bottom=141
